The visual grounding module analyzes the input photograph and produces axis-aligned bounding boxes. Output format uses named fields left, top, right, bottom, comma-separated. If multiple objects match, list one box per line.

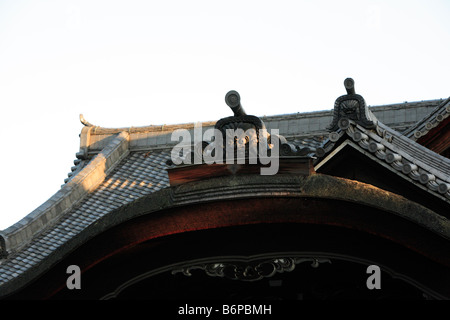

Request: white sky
left=0, top=0, right=449, bottom=230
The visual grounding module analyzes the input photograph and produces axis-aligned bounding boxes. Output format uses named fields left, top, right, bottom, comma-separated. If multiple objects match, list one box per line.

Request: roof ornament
left=327, top=78, right=377, bottom=131
left=184, top=90, right=313, bottom=165
left=210, top=90, right=270, bottom=160
left=79, top=114, right=94, bottom=127
left=225, top=90, right=247, bottom=117
left=216, top=90, right=267, bottom=135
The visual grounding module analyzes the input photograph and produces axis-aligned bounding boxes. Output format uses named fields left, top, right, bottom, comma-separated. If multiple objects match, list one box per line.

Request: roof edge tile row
left=404, top=97, right=450, bottom=140
left=1, top=132, right=130, bottom=256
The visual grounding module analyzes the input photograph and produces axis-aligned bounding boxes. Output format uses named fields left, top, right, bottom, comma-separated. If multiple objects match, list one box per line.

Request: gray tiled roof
left=0, top=150, right=171, bottom=290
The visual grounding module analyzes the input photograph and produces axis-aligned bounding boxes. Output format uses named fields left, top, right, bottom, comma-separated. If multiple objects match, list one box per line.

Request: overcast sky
left=0, top=0, right=449, bottom=229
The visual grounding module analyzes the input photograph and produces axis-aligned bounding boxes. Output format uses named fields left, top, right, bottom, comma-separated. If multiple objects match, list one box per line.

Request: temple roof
left=1, top=85, right=449, bottom=298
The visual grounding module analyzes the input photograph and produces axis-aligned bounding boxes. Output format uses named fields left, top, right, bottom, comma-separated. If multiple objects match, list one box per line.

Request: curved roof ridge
left=0, top=148, right=172, bottom=297
left=1, top=131, right=130, bottom=256
left=368, top=98, right=443, bottom=109
left=79, top=114, right=217, bottom=136
left=79, top=99, right=443, bottom=136
left=377, top=121, right=450, bottom=179
left=403, top=97, right=450, bottom=140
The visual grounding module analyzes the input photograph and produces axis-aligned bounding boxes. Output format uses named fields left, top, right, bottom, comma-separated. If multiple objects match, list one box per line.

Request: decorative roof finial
left=225, top=90, right=247, bottom=117
left=344, top=78, right=355, bottom=95
left=79, top=114, right=94, bottom=127
left=327, top=78, right=377, bottom=131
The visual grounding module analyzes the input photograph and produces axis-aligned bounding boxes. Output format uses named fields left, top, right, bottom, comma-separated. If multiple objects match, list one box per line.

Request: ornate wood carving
left=172, top=257, right=331, bottom=281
